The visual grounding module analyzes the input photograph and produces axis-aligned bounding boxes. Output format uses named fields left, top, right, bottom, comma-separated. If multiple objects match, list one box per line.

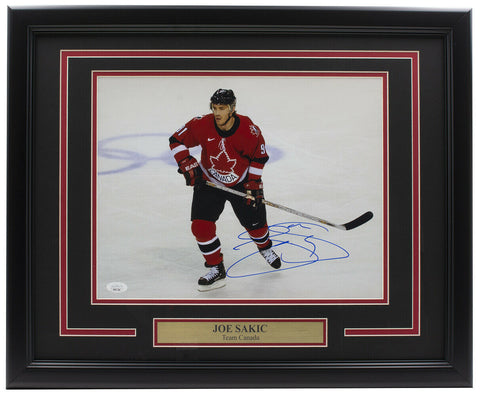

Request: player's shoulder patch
left=249, top=124, right=260, bottom=137
left=238, top=115, right=261, bottom=135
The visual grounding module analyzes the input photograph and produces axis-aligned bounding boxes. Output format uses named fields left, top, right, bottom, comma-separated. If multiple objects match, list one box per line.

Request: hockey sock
left=191, top=219, right=223, bottom=266
left=247, top=225, right=271, bottom=250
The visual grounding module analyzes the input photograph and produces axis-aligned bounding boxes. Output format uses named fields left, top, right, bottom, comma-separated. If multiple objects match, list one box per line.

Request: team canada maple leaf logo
left=208, top=143, right=239, bottom=184
left=210, top=151, right=236, bottom=174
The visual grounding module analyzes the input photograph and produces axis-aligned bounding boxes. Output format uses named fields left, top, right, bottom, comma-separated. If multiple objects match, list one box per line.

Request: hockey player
left=169, top=89, right=281, bottom=291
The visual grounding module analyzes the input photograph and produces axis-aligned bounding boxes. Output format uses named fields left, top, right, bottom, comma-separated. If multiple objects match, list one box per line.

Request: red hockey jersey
left=169, top=113, right=269, bottom=187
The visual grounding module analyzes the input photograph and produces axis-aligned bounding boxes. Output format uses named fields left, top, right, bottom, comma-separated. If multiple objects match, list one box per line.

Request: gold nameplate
left=153, top=318, right=327, bottom=347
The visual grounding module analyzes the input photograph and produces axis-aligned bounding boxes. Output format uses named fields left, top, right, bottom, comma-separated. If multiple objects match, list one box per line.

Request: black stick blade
left=343, top=211, right=374, bottom=230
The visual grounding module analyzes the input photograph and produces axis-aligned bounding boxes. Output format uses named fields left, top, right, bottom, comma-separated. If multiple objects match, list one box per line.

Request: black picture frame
left=7, top=6, right=472, bottom=388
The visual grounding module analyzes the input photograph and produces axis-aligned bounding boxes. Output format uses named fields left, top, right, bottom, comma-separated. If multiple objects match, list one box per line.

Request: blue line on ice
left=97, top=133, right=284, bottom=175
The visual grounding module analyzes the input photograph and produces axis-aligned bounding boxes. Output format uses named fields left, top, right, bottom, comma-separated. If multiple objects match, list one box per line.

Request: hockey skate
left=198, top=262, right=226, bottom=292
left=259, top=247, right=281, bottom=269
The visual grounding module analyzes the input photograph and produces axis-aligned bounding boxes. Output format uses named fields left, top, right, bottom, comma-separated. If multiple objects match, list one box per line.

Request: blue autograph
left=227, top=222, right=350, bottom=278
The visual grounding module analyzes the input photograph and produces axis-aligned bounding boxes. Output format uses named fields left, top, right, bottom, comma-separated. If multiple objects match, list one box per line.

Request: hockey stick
left=205, top=181, right=373, bottom=231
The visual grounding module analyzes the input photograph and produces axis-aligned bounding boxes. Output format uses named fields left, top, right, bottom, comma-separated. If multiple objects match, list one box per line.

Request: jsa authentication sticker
left=153, top=318, right=327, bottom=347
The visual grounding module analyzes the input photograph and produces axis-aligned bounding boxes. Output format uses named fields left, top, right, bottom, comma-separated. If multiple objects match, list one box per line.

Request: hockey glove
left=244, top=179, right=264, bottom=208
left=177, top=156, right=203, bottom=186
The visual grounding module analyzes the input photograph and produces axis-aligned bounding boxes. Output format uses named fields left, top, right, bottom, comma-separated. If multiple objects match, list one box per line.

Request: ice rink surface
left=95, top=75, right=385, bottom=302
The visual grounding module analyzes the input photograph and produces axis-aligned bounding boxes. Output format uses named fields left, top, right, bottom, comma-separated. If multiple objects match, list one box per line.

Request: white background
left=1, top=0, right=477, bottom=394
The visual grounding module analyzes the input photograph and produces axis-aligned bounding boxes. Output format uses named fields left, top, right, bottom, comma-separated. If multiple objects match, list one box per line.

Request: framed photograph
left=7, top=6, right=472, bottom=388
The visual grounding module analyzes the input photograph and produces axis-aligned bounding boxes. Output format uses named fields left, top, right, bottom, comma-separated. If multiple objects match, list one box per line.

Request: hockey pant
left=190, top=182, right=272, bottom=266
